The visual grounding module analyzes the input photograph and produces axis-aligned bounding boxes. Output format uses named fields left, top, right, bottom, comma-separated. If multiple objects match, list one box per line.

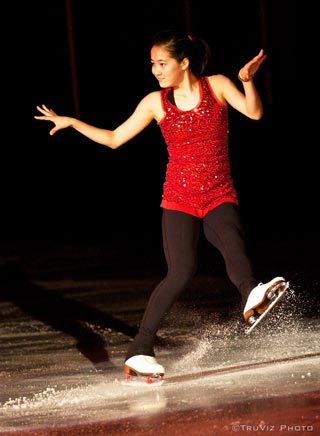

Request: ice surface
left=0, top=250, right=319, bottom=433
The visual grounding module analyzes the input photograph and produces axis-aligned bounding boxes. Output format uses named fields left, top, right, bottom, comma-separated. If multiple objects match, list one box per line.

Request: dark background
left=4, top=1, right=311, bottom=270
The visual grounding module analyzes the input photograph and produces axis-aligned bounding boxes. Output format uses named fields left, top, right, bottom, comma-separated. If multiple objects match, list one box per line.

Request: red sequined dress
left=158, top=76, right=238, bottom=218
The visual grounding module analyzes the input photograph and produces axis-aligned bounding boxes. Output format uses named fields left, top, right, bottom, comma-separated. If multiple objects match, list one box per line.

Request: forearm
left=35, top=98, right=154, bottom=147
left=237, top=49, right=266, bottom=120
left=70, top=118, right=118, bottom=148
left=241, top=81, right=263, bottom=120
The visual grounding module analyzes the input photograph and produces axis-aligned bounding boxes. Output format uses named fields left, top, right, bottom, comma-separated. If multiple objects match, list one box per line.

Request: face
left=151, top=46, right=186, bottom=88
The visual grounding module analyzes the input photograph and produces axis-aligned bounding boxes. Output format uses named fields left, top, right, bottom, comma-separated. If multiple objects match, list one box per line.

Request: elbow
left=250, top=108, right=264, bottom=121
left=108, top=143, right=120, bottom=150
left=110, top=140, right=125, bottom=150
left=252, top=114, right=263, bottom=121
left=104, top=136, right=123, bottom=149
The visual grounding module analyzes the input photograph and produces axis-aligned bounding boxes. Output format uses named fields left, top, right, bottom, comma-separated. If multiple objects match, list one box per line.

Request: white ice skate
left=124, top=355, right=165, bottom=385
left=243, top=277, right=289, bottom=334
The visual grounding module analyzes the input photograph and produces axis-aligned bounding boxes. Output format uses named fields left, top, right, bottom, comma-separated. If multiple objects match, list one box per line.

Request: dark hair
left=151, top=29, right=211, bottom=77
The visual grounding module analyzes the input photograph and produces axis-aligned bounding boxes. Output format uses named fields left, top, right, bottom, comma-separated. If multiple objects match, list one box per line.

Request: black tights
left=125, top=202, right=258, bottom=359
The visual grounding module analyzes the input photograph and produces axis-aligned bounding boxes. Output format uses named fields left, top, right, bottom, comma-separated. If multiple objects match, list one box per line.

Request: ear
left=181, top=57, right=190, bottom=70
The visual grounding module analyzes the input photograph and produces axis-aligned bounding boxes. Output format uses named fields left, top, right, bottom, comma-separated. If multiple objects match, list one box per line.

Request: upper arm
left=112, top=92, right=162, bottom=147
left=207, top=74, right=262, bottom=119
left=207, top=75, right=248, bottom=115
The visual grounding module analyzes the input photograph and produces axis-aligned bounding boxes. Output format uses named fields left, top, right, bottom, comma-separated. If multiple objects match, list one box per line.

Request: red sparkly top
left=158, top=76, right=238, bottom=218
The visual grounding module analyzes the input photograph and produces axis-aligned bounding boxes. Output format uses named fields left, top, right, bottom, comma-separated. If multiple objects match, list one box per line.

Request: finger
left=36, top=105, right=50, bottom=115
left=34, top=116, right=52, bottom=121
left=36, top=108, right=46, bottom=116
left=37, top=104, right=56, bottom=116
left=257, top=49, right=267, bottom=62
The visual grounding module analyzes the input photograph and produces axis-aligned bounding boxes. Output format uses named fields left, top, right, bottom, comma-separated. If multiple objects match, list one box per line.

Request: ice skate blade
left=122, top=373, right=164, bottom=386
left=244, top=281, right=290, bottom=335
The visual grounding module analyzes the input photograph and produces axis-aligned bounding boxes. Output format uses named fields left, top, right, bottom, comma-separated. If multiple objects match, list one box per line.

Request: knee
left=169, top=260, right=197, bottom=285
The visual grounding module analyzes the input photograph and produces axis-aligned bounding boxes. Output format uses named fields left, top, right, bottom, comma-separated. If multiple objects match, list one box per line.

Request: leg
left=203, top=202, right=286, bottom=322
left=125, top=209, right=201, bottom=361
left=203, top=202, right=258, bottom=306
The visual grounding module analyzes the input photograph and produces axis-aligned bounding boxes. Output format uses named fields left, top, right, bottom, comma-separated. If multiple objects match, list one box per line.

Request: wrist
left=238, top=69, right=253, bottom=83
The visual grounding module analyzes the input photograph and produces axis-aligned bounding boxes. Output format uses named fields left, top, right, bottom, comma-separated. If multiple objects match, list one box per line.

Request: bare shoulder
left=207, top=74, right=233, bottom=87
left=139, top=90, right=164, bottom=122
left=141, top=90, right=161, bottom=106
left=206, top=74, right=236, bottom=104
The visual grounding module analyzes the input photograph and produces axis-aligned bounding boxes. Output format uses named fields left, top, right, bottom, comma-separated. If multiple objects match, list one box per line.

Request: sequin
left=158, top=77, right=238, bottom=218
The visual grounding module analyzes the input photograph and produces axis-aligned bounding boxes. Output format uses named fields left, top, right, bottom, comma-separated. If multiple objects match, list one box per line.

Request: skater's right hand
left=34, top=104, right=73, bottom=136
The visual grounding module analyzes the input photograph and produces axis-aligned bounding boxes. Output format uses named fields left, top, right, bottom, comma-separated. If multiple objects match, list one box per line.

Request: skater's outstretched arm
left=34, top=91, right=160, bottom=149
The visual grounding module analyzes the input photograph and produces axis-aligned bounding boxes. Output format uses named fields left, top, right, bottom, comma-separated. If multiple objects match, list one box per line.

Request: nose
left=152, top=65, right=161, bottom=77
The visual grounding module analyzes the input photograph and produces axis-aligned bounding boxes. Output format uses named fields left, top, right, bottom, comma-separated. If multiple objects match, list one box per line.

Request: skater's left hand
left=239, top=49, right=267, bottom=81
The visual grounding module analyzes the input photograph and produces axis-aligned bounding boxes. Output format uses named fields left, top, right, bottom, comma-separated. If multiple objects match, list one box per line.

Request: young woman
left=35, top=29, right=286, bottom=379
